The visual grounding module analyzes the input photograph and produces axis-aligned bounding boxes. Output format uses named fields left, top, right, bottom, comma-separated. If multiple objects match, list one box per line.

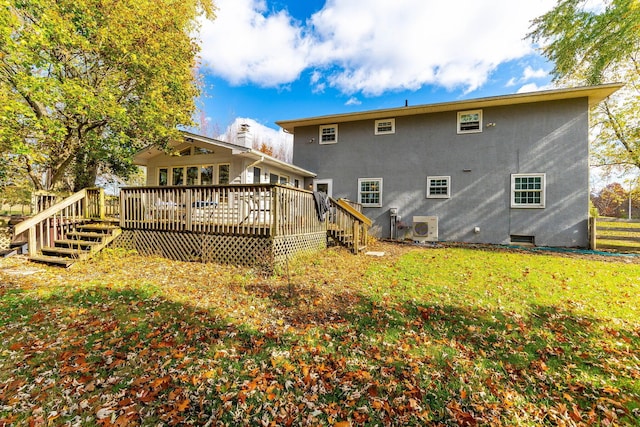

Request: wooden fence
left=590, top=217, right=640, bottom=252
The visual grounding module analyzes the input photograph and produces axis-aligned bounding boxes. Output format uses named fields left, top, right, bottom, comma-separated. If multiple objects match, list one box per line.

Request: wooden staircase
left=327, top=198, right=372, bottom=253
left=32, top=221, right=122, bottom=267
left=12, top=188, right=122, bottom=267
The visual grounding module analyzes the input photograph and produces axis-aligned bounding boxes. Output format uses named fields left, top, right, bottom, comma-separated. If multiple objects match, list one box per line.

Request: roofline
left=134, top=130, right=316, bottom=177
left=180, top=131, right=316, bottom=177
left=275, top=83, right=624, bottom=133
left=179, top=130, right=250, bottom=152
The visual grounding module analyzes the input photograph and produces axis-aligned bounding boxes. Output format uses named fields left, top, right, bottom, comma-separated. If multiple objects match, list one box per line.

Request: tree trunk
left=73, top=151, right=99, bottom=192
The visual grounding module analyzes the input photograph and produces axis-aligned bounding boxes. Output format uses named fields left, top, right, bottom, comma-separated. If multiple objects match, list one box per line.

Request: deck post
left=185, top=190, right=192, bottom=231
left=98, top=188, right=105, bottom=219
left=272, top=186, right=279, bottom=237
left=28, top=226, right=36, bottom=257
left=353, top=221, right=360, bottom=253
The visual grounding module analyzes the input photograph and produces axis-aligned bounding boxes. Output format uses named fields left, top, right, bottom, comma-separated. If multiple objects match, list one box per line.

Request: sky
left=195, top=0, right=560, bottom=142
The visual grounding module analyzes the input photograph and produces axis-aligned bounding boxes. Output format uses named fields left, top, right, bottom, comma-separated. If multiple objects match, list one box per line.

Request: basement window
left=510, top=235, right=535, bottom=245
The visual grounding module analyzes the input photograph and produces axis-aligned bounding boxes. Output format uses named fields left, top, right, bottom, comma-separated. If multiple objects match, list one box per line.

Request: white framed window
left=375, top=118, right=395, bottom=135
left=157, top=164, right=220, bottom=186
left=358, top=178, right=383, bottom=207
left=313, top=178, right=333, bottom=197
left=511, top=173, right=546, bottom=208
left=319, top=124, right=338, bottom=144
left=457, top=109, right=482, bottom=134
left=426, top=176, right=451, bottom=198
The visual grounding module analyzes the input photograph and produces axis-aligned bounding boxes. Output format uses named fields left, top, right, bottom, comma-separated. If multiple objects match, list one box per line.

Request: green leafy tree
left=0, top=0, right=215, bottom=191
left=528, top=0, right=640, bottom=174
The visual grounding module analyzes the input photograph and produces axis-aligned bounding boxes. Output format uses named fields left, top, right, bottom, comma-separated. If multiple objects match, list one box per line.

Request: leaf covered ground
left=0, top=242, right=639, bottom=426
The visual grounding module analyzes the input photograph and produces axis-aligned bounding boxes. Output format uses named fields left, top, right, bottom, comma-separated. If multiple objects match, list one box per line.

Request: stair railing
left=328, top=198, right=371, bottom=253
left=13, top=188, right=105, bottom=257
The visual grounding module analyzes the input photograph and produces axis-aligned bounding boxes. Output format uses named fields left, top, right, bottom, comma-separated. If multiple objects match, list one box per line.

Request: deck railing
left=119, top=185, right=325, bottom=237
left=14, top=188, right=105, bottom=256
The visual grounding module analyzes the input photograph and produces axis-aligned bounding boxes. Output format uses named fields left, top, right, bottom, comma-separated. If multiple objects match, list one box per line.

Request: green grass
left=0, top=244, right=639, bottom=426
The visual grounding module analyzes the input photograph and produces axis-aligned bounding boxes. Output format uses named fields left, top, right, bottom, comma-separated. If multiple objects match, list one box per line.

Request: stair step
left=1, top=248, right=18, bottom=258
left=66, top=231, right=108, bottom=241
left=30, top=255, right=76, bottom=267
left=55, top=239, right=102, bottom=250
left=41, top=246, right=91, bottom=259
left=76, top=223, right=120, bottom=233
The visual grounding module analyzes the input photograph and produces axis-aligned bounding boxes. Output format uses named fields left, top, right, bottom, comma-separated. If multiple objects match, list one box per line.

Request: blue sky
left=195, top=0, right=558, bottom=137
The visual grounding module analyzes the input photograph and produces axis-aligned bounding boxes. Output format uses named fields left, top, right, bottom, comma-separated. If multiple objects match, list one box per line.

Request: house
left=133, top=129, right=315, bottom=188
left=277, top=84, right=622, bottom=248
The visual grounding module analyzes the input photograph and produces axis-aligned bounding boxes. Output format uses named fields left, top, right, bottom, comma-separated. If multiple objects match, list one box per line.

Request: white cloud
left=345, top=97, right=361, bottom=106
left=522, top=66, right=548, bottom=80
left=516, top=82, right=554, bottom=93
left=198, top=0, right=311, bottom=86
left=198, top=0, right=557, bottom=94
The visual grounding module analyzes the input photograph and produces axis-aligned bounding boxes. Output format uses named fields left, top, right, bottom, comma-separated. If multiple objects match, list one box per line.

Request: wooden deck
left=13, top=185, right=370, bottom=268
left=119, top=184, right=324, bottom=237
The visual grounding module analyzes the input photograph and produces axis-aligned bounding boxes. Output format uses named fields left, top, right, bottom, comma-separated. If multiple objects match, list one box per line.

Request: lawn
left=0, top=242, right=639, bottom=426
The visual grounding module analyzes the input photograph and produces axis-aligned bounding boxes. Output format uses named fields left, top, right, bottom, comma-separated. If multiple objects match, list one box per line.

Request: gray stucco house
left=276, top=84, right=622, bottom=247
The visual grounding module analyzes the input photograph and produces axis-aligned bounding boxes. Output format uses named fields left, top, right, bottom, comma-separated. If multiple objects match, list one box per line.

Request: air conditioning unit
left=413, top=216, right=438, bottom=242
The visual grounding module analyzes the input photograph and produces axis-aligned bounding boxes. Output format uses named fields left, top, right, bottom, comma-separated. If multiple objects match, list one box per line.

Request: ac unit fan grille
left=414, top=222, right=430, bottom=236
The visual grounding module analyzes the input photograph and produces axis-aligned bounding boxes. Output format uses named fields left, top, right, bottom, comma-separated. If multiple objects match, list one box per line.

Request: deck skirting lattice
left=111, top=230, right=326, bottom=268
left=0, top=229, right=10, bottom=250
left=273, top=232, right=327, bottom=265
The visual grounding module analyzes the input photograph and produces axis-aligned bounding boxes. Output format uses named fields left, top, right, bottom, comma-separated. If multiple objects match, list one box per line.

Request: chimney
left=236, top=123, right=253, bottom=148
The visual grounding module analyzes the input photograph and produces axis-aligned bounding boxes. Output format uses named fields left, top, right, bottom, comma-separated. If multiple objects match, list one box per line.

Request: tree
left=528, top=0, right=640, bottom=174
left=0, top=0, right=215, bottom=191
left=591, top=182, right=628, bottom=217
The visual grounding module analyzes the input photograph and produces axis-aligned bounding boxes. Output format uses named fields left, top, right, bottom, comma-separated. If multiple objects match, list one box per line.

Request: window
left=375, top=118, right=395, bottom=135
left=269, top=173, right=278, bottom=184
left=186, top=166, right=199, bottom=185
left=158, top=168, right=168, bottom=186
left=279, top=175, right=289, bottom=185
left=253, top=167, right=261, bottom=184
left=178, top=147, right=191, bottom=156
left=200, top=166, right=213, bottom=185
left=426, top=176, right=451, bottom=198
left=194, top=147, right=214, bottom=155
left=511, top=173, right=545, bottom=208
left=457, top=109, right=482, bottom=134
left=319, top=124, right=338, bottom=144
left=358, top=178, right=383, bottom=207
left=172, top=167, right=184, bottom=185
left=218, top=164, right=230, bottom=185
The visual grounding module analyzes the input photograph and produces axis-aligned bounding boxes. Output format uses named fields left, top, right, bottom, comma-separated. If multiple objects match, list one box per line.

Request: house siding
left=292, top=98, right=590, bottom=247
